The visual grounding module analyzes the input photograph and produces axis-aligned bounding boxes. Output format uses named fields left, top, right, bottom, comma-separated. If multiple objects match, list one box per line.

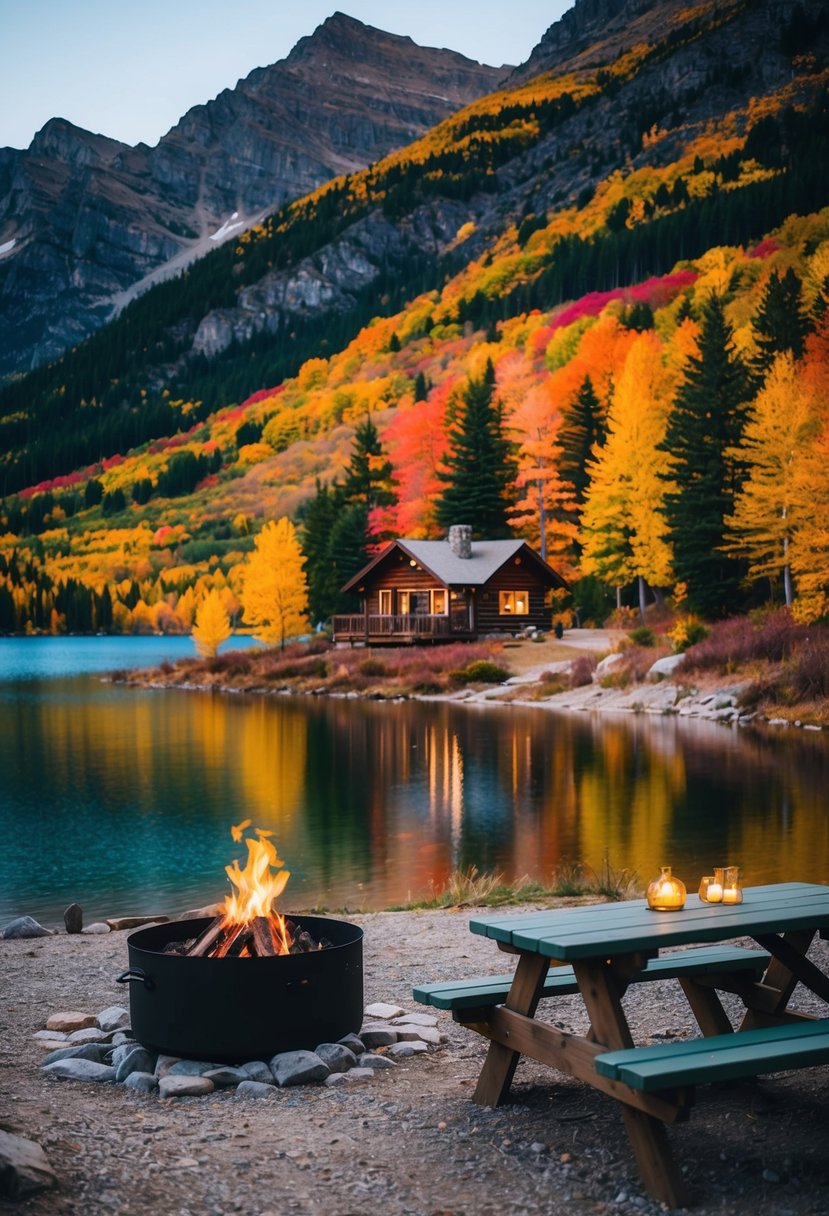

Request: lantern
left=646, top=865, right=686, bottom=912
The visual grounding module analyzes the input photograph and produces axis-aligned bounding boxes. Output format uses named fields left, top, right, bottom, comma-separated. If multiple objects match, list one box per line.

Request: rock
left=395, top=1025, right=442, bottom=1045
left=359, top=1024, right=398, bottom=1049
left=324, top=1067, right=375, bottom=1086
left=154, top=1054, right=181, bottom=1078
left=67, top=1027, right=110, bottom=1045
left=0, top=1129, right=57, bottom=1199
left=1, top=916, right=55, bottom=939
left=167, top=1059, right=223, bottom=1077
left=355, top=1053, right=396, bottom=1071
left=43, top=1058, right=117, bottom=1082
left=106, top=915, right=169, bottom=931
left=176, top=903, right=224, bottom=920
left=239, top=1060, right=275, bottom=1084
left=114, top=1047, right=156, bottom=1082
left=388, top=1041, right=428, bottom=1058
left=314, top=1043, right=357, bottom=1073
left=236, top=1080, right=278, bottom=1099
left=203, top=1066, right=250, bottom=1087
left=111, top=1030, right=137, bottom=1046
left=96, top=1005, right=131, bottom=1032
left=32, top=1039, right=71, bottom=1053
left=123, top=1071, right=158, bottom=1093
left=81, top=922, right=111, bottom=934
left=364, top=1001, right=405, bottom=1020
left=42, top=1044, right=111, bottom=1067
left=46, top=1011, right=96, bottom=1033
left=158, top=1075, right=215, bottom=1098
left=337, top=1032, right=366, bottom=1055
left=647, top=654, right=685, bottom=680
left=594, top=653, right=625, bottom=681
left=392, top=1012, right=438, bottom=1027
left=63, top=903, right=83, bottom=934
left=270, top=1050, right=330, bottom=1087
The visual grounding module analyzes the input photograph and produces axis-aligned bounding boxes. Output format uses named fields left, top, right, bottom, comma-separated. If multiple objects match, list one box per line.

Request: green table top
left=469, top=882, right=829, bottom=961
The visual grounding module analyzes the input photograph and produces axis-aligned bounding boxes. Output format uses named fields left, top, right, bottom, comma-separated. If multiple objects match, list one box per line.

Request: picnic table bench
left=413, top=882, right=829, bottom=1207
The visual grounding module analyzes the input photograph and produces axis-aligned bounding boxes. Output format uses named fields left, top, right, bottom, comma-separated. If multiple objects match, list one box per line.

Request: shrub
left=450, top=659, right=511, bottom=685
left=679, top=608, right=802, bottom=673
left=569, top=654, right=597, bottom=687
left=669, top=615, right=710, bottom=653
left=358, top=657, right=388, bottom=678
left=787, top=632, right=829, bottom=700
left=628, top=626, right=656, bottom=647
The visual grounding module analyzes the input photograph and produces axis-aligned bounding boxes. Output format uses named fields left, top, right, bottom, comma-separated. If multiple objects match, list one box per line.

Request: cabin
left=332, top=525, right=568, bottom=645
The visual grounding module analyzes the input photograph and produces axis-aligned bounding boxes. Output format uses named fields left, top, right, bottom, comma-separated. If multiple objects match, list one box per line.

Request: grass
left=388, top=855, right=640, bottom=910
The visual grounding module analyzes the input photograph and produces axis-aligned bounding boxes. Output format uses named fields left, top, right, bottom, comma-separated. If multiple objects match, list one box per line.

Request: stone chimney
left=447, top=524, right=472, bottom=559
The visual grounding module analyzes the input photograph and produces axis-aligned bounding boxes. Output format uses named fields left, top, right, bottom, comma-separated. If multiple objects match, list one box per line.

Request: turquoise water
left=1, top=637, right=827, bottom=927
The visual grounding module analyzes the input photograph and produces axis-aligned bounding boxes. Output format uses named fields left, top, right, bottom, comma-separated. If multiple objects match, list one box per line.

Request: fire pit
left=117, top=823, right=363, bottom=1063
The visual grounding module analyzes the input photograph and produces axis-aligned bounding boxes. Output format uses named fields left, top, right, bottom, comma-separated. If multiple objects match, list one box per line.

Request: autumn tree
left=660, top=295, right=751, bottom=618
left=192, top=588, right=232, bottom=657
left=239, top=518, right=309, bottom=648
left=726, top=353, right=825, bottom=611
left=580, top=331, right=676, bottom=620
left=507, top=384, right=577, bottom=564
left=435, top=361, right=515, bottom=537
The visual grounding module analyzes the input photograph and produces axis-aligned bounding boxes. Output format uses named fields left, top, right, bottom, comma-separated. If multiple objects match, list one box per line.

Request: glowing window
left=431, top=589, right=447, bottom=614
left=378, top=589, right=392, bottom=614
left=499, top=590, right=529, bottom=615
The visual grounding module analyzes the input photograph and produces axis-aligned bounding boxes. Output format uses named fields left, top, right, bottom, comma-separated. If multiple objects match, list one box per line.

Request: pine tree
left=435, top=362, right=515, bottom=537
left=752, top=268, right=811, bottom=378
left=239, top=518, right=309, bottom=648
left=193, top=588, right=232, bottom=657
left=559, top=375, right=606, bottom=506
left=342, top=416, right=397, bottom=512
left=660, top=295, right=751, bottom=618
left=299, top=481, right=346, bottom=625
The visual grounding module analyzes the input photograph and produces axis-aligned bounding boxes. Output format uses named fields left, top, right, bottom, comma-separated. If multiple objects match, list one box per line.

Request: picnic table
left=414, top=881, right=829, bottom=1207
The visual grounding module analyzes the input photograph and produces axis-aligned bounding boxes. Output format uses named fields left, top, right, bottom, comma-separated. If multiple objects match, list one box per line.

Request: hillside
left=0, top=13, right=506, bottom=378
left=0, top=0, right=828, bottom=639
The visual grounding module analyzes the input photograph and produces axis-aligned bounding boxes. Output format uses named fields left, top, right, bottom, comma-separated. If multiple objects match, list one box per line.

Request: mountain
left=1, top=0, right=827, bottom=635
left=0, top=12, right=507, bottom=378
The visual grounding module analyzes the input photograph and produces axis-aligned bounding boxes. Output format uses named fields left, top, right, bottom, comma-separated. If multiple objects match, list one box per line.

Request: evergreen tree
left=660, top=295, right=751, bottom=618
left=342, top=416, right=397, bottom=512
left=559, top=375, right=606, bottom=506
left=435, top=362, right=514, bottom=536
left=299, top=481, right=345, bottom=625
left=752, top=268, right=811, bottom=378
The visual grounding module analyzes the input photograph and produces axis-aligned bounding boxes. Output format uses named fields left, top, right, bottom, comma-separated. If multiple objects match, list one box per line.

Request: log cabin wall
left=475, top=562, right=551, bottom=634
left=362, top=552, right=444, bottom=614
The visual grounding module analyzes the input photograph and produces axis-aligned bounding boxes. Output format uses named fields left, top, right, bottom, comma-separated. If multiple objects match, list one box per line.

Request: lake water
left=1, top=637, right=827, bottom=927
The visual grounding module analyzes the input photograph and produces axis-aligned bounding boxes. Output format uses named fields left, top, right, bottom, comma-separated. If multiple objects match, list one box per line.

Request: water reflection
left=1, top=673, right=827, bottom=925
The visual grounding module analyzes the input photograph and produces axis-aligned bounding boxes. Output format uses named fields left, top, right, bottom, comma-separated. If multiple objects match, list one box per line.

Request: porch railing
left=332, top=613, right=468, bottom=640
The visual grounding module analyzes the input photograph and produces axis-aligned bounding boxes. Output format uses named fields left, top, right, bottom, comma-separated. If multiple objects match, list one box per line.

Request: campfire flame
left=217, top=820, right=292, bottom=956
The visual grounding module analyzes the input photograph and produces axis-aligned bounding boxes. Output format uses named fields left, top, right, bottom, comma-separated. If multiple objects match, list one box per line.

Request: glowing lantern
left=646, top=865, right=686, bottom=912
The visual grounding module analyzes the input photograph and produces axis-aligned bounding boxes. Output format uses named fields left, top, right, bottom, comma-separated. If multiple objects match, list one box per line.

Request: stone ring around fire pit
left=117, top=915, right=363, bottom=1063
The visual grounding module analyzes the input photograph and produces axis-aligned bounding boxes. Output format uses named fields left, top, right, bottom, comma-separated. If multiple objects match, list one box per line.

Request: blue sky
left=1, top=1, right=574, bottom=150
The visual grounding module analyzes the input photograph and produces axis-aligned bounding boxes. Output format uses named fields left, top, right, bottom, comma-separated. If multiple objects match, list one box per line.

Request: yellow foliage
left=193, top=588, right=232, bottom=657
left=239, top=518, right=309, bottom=647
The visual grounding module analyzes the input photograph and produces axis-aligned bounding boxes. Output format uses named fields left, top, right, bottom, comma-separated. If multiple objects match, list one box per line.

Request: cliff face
left=0, top=13, right=506, bottom=377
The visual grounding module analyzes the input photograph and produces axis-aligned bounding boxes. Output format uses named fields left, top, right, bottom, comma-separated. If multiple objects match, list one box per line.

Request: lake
left=1, top=636, right=827, bottom=927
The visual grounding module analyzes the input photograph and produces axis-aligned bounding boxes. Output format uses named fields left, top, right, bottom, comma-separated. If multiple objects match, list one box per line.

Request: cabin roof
left=341, top=537, right=566, bottom=593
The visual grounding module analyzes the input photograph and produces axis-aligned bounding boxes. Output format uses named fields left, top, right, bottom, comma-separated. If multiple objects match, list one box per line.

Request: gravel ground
left=2, top=906, right=828, bottom=1216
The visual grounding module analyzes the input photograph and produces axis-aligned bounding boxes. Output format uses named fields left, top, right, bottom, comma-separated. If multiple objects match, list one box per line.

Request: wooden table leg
left=574, top=960, right=689, bottom=1209
left=741, top=929, right=817, bottom=1029
left=473, top=951, right=549, bottom=1107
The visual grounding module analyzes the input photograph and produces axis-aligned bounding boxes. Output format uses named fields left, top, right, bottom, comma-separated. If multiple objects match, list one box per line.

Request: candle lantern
left=705, top=867, right=725, bottom=903
left=722, top=865, right=743, bottom=904
left=698, top=875, right=714, bottom=901
left=646, top=865, right=686, bottom=912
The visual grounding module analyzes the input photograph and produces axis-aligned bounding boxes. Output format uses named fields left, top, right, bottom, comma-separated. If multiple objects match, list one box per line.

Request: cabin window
left=430, top=589, right=447, bottom=615
left=499, top=590, right=529, bottom=615
left=378, top=589, right=392, bottom=615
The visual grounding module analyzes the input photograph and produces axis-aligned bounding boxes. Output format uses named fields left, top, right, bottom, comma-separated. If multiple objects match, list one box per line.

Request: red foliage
left=749, top=239, right=779, bottom=259
left=240, top=385, right=284, bottom=408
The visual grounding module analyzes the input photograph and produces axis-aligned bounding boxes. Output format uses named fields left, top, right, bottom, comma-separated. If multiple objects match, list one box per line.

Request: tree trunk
left=638, top=575, right=648, bottom=626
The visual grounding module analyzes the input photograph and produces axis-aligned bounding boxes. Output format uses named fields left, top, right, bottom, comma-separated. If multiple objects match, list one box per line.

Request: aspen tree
left=193, top=588, right=231, bottom=657
left=239, top=518, right=309, bottom=648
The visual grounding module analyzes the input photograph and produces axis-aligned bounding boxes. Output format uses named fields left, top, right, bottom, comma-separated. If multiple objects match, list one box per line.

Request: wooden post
left=472, top=952, right=549, bottom=1107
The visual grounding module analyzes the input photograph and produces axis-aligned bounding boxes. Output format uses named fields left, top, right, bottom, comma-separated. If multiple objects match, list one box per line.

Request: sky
left=1, top=0, right=574, bottom=151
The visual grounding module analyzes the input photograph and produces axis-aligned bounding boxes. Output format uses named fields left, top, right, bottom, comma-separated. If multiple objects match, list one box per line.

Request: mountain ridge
left=0, top=13, right=507, bottom=377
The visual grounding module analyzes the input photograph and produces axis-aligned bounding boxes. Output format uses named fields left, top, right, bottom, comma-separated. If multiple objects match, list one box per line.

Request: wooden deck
left=332, top=613, right=475, bottom=645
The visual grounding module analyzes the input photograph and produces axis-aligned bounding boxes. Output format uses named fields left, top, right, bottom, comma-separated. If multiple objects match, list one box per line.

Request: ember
left=163, top=821, right=328, bottom=959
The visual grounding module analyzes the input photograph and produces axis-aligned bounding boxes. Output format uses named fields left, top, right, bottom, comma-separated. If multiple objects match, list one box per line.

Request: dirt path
left=2, top=907, right=828, bottom=1216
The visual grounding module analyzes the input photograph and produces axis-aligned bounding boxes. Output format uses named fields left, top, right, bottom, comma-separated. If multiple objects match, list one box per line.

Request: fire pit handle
left=117, top=967, right=155, bottom=990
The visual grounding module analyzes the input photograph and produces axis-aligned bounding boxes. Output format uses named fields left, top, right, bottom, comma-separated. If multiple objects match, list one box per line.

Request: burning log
left=160, top=913, right=329, bottom=958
